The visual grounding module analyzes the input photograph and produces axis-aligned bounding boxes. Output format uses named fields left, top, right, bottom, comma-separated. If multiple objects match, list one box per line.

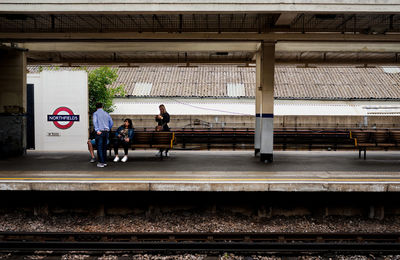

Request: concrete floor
left=0, top=150, right=400, bottom=192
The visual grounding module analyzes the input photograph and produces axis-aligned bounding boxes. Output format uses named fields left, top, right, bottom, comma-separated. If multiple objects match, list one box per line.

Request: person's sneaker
left=89, top=158, right=96, bottom=163
left=113, top=156, right=120, bottom=162
left=155, top=151, right=162, bottom=157
left=96, top=163, right=105, bottom=168
left=121, top=155, right=128, bottom=162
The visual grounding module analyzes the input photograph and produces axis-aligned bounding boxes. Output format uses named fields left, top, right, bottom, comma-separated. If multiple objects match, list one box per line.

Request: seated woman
left=113, top=118, right=134, bottom=163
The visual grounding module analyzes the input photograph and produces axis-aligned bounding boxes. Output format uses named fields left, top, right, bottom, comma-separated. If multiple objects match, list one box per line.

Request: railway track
left=1, top=232, right=400, bottom=255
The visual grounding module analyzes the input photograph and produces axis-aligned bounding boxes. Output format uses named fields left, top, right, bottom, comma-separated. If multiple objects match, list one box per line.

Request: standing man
left=93, top=102, right=113, bottom=168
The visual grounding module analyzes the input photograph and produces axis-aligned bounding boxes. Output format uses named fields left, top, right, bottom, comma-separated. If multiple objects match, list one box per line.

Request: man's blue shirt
left=93, top=108, right=113, bottom=132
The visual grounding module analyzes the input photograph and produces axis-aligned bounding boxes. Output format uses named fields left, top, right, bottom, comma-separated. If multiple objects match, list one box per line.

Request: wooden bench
left=174, top=128, right=254, bottom=150
left=351, top=129, right=397, bottom=160
left=132, top=131, right=175, bottom=149
left=109, top=131, right=175, bottom=158
left=391, top=130, right=400, bottom=147
left=173, top=128, right=354, bottom=151
left=274, top=129, right=354, bottom=151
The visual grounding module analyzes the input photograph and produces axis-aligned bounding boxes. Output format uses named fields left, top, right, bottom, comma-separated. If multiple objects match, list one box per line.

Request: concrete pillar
left=0, top=47, right=27, bottom=156
left=259, top=43, right=275, bottom=162
left=254, top=52, right=262, bottom=156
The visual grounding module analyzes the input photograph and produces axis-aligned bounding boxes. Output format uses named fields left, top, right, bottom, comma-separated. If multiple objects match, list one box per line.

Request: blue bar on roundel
left=47, top=115, right=80, bottom=121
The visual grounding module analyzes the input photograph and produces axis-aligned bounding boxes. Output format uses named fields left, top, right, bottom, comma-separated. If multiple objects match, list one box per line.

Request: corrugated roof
left=226, top=83, right=245, bottom=97
left=382, top=67, right=400, bottom=74
left=132, top=82, right=152, bottom=96
left=27, top=65, right=400, bottom=100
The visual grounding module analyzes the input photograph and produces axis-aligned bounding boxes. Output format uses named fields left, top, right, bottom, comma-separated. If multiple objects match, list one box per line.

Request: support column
left=0, top=47, right=27, bottom=157
left=259, top=43, right=275, bottom=162
left=254, top=52, right=262, bottom=156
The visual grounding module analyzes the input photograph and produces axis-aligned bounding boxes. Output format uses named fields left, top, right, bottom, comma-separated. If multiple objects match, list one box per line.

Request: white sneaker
left=121, top=155, right=128, bottom=162
left=96, top=163, right=105, bottom=168
left=113, top=156, right=120, bottom=162
left=155, top=151, right=162, bottom=157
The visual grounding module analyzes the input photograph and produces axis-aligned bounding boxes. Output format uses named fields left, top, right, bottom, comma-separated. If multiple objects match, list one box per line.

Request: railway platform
left=1, top=150, right=400, bottom=192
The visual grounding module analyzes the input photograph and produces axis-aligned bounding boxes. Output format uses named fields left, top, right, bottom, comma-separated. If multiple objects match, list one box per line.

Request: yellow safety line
left=1, top=177, right=400, bottom=182
left=170, top=132, right=175, bottom=149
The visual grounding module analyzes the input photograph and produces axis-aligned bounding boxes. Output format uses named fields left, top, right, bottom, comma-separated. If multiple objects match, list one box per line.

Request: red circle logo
left=47, top=107, right=80, bottom=130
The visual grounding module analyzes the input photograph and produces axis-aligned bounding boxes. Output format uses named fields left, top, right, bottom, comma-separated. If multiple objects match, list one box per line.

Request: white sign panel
left=31, top=71, right=88, bottom=151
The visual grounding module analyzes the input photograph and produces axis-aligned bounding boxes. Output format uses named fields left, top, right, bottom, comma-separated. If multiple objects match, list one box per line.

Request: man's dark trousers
left=96, top=131, right=109, bottom=164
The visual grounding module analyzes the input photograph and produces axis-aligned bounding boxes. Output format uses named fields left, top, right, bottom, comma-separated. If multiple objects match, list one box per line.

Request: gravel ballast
left=1, top=211, right=400, bottom=233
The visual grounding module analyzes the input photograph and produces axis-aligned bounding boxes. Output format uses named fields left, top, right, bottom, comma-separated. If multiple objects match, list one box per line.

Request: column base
left=254, top=148, right=260, bottom=156
left=260, top=153, right=273, bottom=163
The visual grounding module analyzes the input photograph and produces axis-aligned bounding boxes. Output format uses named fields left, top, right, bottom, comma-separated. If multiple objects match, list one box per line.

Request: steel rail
left=1, top=232, right=400, bottom=254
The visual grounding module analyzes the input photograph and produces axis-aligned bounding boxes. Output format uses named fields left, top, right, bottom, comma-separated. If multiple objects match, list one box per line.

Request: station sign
left=47, top=106, right=80, bottom=129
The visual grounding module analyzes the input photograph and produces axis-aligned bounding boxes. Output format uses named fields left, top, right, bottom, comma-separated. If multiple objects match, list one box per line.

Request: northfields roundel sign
left=47, top=107, right=80, bottom=129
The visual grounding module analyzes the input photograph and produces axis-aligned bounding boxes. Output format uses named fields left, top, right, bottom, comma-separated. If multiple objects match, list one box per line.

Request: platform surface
left=1, top=150, right=400, bottom=192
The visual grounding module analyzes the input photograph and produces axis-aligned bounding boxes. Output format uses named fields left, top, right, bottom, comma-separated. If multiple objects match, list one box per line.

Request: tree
left=88, top=67, right=125, bottom=115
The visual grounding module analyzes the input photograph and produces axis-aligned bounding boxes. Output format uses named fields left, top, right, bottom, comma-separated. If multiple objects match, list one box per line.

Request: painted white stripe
left=2, top=180, right=400, bottom=184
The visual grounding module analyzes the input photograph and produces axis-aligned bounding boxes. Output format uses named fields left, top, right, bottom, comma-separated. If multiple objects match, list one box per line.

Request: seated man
left=87, top=135, right=109, bottom=163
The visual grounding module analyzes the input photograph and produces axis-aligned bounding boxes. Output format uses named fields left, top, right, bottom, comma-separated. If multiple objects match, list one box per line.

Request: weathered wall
left=275, top=116, right=400, bottom=129
left=0, top=115, right=25, bottom=156
left=0, top=49, right=26, bottom=156
left=111, top=114, right=255, bottom=129
left=110, top=114, right=400, bottom=130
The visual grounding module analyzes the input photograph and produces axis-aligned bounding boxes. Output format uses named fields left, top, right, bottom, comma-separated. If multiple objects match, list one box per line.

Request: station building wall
left=110, top=98, right=400, bottom=130
left=28, top=72, right=89, bottom=151
left=110, top=114, right=400, bottom=130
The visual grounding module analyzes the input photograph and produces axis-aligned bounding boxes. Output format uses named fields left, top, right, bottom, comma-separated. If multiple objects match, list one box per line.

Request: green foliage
left=88, top=67, right=125, bottom=115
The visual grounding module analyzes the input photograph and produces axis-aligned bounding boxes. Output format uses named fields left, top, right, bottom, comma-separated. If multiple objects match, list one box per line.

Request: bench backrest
left=133, top=131, right=175, bottom=148
left=391, top=131, right=400, bottom=144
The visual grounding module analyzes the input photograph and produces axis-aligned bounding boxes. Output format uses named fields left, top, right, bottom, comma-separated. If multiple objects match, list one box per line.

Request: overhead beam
left=0, top=43, right=27, bottom=52
left=276, top=60, right=400, bottom=65
left=1, top=0, right=400, bottom=13
left=26, top=59, right=254, bottom=65
left=26, top=51, right=400, bottom=65
left=18, top=41, right=261, bottom=52
left=2, top=32, right=400, bottom=42
left=275, top=13, right=298, bottom=26
left=27, top=60, right=400, bottom=66
left=276, top=41, right=400, bottom=53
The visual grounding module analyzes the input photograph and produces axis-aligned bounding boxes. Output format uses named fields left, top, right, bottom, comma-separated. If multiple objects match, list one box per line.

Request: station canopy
left=1, top=1, right=400, bottom=65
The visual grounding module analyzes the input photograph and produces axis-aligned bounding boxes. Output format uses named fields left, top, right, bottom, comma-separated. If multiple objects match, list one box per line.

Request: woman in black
left=113, top=118, right=134, bottom=163
left=155, top=104, right=170, bottom=157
